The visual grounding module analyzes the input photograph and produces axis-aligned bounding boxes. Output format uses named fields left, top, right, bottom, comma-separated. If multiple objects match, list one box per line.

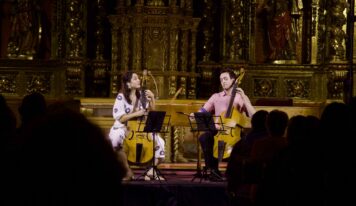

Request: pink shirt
left=201, top=91, right=247, bottom=117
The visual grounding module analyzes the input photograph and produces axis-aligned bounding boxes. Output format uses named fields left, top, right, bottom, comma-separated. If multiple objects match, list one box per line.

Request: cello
left=213, top=68, right=251, bottom=160
left=123, top=71, right=153, bottom=164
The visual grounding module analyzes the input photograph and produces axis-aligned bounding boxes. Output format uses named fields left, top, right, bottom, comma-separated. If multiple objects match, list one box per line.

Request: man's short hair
left=220, top=68, right=237, bottom=80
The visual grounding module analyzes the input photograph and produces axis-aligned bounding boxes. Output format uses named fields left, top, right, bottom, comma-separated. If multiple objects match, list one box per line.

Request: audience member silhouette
left=250, top=109, right=289, bottom=162
left=0, top=94, right=17, bottom=147
left=17, top=92, right=47, bottom=139
left=0, top=94, right=19, bottom=206
left=254, top=101, right=356, bottom=206
left=226, top=110, right=269, bottom=205
left=319, top=102, right=355, bottom=206
left=227, top=109, right=288, bottom=205
left=350, top=96, right=356, bottom=129
left=255, top=115, right=322, bottom=206
left=15, top=103, right=125, bottom=205
left=236, top=110, right=269, bottom=157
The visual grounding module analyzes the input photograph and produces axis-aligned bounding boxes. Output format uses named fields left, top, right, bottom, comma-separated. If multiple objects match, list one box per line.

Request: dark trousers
left=198, top=130, right=219, bottom=170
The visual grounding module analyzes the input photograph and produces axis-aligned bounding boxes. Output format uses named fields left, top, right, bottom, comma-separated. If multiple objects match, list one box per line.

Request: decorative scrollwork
left=26, top=73, right=51, bottom=94
left=0, top=73, right=17, bottom=94
left=254, top=78, right=276, bottom=97
left=169, top=75, right=177, bottom=96
left=327, top=70, right=347, bottom=99
left=285, top=79, right=310, bottom=98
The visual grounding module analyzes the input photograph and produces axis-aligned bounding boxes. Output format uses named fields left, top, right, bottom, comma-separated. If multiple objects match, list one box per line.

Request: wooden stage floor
left=121, top=162, right=232, bottom=206
left=130, top=162, right=227, bottom=181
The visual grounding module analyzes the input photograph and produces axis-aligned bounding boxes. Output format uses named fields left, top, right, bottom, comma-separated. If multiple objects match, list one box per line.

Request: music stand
left=135, top=111, right=170, bottom=182
left=188, top=112, right=224, bottom=182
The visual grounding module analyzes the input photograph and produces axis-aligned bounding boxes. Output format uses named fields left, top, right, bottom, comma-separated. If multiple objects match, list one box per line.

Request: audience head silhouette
left=320, top=102, right=352, bottom=139
left=266, top=109, right=289, bottom=137
left=251, top=110, right=269, bottom=131
left=18, top=92, right=47, bottom=125
left=18, top=103, right=125, bottom=205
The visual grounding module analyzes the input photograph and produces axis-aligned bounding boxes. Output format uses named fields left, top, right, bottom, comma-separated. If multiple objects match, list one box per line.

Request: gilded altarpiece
left=108, top=1, right=200, bottom=100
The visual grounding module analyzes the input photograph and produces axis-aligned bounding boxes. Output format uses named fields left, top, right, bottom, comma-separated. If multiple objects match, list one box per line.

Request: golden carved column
left=88, top=0, right=110, bottom=97
left=108, top=1, right=130, bottom=96
left=327, top=0, right=348, bottom=63
left=325, top=1, right=348, bottom=101
left=313, top=0, right=330, bottom=64
left=169, top=21, right=179, bottom=72
left=291, top=0, right=303, bottom=63
left=188, top=19, right=200, bottom=99
left=179, top=23, right=189, bottom=98
left=110, top=25, right=119, bottom=96
left=122, top=26, right=130, bottom=71
left=180, top=28, right=189, bottom=72
left=228, top=0, right=244, bottom=62
left=352, top=2, right=356, bottom=62
left=311, top=0, right=320, bottom=64
left=190, top=19, right=199, bottom=72
left=327, top=66, right=348, bottom=99
left=67, top=0, right=84, bottom=58
left=168, top=18, right=179, bottom=98
left=114, top=19, right=130, bottom=95
left=201, top=0, right=214, bottom=62
left=172, top=126, right=188, bottom=163
left=94, top=0, right=105, bottom=60
left=132, top=4, right=143, bottom=71
left=65, top=0, right=85, bottom=96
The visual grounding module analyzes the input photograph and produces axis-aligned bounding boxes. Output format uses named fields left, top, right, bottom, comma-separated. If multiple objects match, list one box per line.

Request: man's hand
left=189, top=112, right=195, bottom=121
left=236, top=87, right=245, bottom=95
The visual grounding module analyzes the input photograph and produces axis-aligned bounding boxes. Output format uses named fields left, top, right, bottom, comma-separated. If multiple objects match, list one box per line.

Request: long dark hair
left=121, top=71, right=141, bottom=104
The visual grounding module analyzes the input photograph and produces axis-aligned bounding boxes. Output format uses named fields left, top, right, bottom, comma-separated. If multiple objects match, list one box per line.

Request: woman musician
left=108, top=71, right=165, bottom=181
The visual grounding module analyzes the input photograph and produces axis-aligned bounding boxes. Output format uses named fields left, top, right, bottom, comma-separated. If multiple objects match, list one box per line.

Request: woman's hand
left=189, top=113, right=195, bottom=121
left=215, top=123, right=221, bottom=130
left=144, top=89, right=155, bottom=101
left=135, top=109, right=146, bottom=117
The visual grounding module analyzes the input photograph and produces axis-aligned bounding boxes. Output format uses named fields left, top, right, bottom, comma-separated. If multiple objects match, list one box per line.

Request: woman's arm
left=145, top=89, right=156, bottom=110
left=119, top=109, right=146, bottom=123
left=113, top=93, right=147, bottom=123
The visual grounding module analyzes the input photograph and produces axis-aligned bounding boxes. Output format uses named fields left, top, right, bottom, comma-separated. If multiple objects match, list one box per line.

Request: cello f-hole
left=128, top=131, right=134, bottom=140
left=145, top=133, right=152, bottom=142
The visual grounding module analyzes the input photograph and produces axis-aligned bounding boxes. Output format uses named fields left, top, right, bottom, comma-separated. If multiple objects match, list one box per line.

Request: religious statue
left=7, top=0, right=51, bottom=60
left=258, top=0, right=299, bottom=63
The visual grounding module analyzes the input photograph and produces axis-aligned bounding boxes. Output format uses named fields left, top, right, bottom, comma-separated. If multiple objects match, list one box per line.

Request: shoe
left=151, top=175, right=165, bottom=181
left=211, top=169, right=223, bottom=178
left=122, top=175, right=135, bottom=181
left=122, top=170, right=134, bottom=181
left=209, top=169, right=224, bottom=182
left=146, top=168, right=165, bottom=180
left=144, top=175, right=151, bottom=181
left=146, top=167, right=154, bottom=176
